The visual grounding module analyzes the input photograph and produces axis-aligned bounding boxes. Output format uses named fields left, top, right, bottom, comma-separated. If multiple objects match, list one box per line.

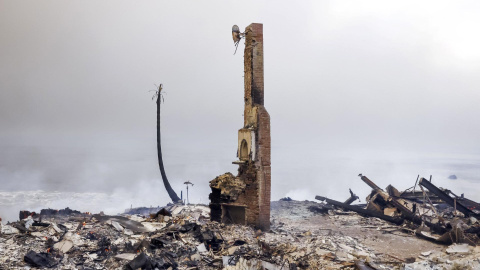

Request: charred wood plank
left=419, top=178, right=475, bottom=217
left=315, top=195, right=404, bottom=225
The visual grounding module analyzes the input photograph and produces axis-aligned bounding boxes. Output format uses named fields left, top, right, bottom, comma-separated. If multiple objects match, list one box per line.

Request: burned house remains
left=209, top=23, right=271, bottom=231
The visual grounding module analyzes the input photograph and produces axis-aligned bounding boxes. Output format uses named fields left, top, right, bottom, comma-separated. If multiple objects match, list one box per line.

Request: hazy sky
left=1, top=1, right=480, bottom=213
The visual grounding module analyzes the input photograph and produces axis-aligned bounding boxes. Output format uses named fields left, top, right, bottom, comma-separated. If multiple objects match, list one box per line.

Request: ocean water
left=279, top=151, right=480, bottom=205
left=1, top=148, right=479, bottom=223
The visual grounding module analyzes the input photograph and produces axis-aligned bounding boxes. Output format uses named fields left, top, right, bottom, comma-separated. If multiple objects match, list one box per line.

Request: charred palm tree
left=152, top=84, right=181, bottom=203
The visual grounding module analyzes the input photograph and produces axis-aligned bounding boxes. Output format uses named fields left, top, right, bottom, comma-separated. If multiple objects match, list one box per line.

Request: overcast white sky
left=1, top=1, right=480, bottom=212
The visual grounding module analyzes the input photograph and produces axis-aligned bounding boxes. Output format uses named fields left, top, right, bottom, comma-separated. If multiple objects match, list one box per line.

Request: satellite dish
left=232, top=25, right=240, bottom=33
left=232, top=25, right=244, bottom=55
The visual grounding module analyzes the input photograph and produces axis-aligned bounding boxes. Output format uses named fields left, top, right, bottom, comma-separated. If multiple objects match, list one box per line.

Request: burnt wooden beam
left=457, top=197, right=480, bottom=212
left=358, top=174, right=383, bottom=191
left=419, top=178, right=475, bottom=217
left=344, top=189, right=359, bottom=205
left=358, top=175, right=415, bottom=218
left=315, top=195, right=404, bottom=225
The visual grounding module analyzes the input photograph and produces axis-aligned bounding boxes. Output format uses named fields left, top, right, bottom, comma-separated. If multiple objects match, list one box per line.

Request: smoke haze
left=1, top=1, right=480, bottom=221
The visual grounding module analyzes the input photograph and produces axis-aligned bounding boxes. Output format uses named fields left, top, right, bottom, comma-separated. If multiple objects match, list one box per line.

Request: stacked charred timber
left=316, top=174, right=480, bottom=245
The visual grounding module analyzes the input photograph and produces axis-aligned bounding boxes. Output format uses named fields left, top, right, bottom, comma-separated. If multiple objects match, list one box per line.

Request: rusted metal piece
left=344, top=189, right=359, bottom=205
left=419, top=178, right=475, bottom=217
left=358, top=174, right=383, bottom=191
left=315, top=196, right=404, bottom=225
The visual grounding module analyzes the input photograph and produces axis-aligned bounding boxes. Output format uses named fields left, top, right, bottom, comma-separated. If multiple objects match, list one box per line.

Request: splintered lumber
left=358, top=175, right=414, bottom=217
left=419, top=178, right=475, bottom=217
left=357, top=175, right=448, bottom=234
left=389, top=199, right=447, bottom=234
left=315, top=196, right=404, bottom=225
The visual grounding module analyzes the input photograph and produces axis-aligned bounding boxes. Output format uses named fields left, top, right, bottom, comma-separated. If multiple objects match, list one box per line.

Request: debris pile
left=0, top=202, right=399, bottom=269
left=2, top=175, right=480, bottom=269
left=315, top=174, right=480, bottom=269
left=317, top=175, right=480, bottom=246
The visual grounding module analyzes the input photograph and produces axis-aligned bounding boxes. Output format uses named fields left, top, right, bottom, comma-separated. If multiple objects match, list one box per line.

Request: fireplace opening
left=221, top=204, right=246, bottom=225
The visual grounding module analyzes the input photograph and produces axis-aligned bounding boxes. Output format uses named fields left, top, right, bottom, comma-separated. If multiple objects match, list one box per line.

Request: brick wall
left=256, top=106, right=271, bottom=230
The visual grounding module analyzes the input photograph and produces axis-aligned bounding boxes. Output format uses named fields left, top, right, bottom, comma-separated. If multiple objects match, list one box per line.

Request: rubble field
left=272, top=200, right=480, bottom=270
left=1, top=195, right=480, bottom=269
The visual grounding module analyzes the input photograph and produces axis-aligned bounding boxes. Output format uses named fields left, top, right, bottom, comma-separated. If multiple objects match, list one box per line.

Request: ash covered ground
left=1, top=200, right=480, bottom=269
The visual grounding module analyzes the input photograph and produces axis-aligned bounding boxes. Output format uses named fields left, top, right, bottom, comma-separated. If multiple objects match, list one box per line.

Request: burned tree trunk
left=156, top=89, right=181, bottom=203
